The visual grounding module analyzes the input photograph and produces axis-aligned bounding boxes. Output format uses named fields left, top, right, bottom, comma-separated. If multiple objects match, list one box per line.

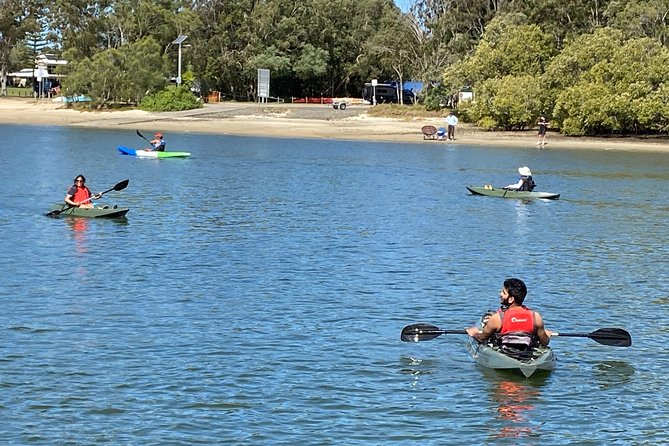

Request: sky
left=395, top=0, right=412, bottom=12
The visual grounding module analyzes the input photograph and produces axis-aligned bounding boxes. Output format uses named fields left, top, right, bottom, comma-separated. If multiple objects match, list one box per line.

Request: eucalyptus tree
left=0, top=0, right=44, bottom=95
left=188, top=0, right=262, bottom=100
left=304, top=0, right=398, bottom=96
left=100, top=0, right=199, bottom=50
left=188, top=0, right=397, bottom=99
left=365, top=8, right=418, bottom=104
left=604, top=0, right=669, bottom=46
left=508, top=0, right=614, bottom=48
left=48, top=0, right=111, bottom=57
left=61, top=36, right=166, bottom=106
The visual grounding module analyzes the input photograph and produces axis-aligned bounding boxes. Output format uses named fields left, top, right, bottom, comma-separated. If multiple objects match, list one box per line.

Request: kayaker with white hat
left=504, top=166, right=536, bottom=191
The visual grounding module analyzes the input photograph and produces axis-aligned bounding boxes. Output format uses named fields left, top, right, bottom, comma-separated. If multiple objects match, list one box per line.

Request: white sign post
left=371, top=79, right=378, bottom=106
left=36, top=66, right=47, bottom=99
left=258, top=69, right=270, bottom=103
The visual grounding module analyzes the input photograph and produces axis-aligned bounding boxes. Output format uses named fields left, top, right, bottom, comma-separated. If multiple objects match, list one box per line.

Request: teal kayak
left=117, top=146, right=191, bottom=158
left=47, top=204, right=129, bottom=218
left=465, top=315, right=556, bottom=377
left=466, top=185, right=560, bottom=200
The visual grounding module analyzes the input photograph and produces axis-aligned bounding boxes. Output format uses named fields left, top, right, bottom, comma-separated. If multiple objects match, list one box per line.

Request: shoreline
left=2, top=96, right=669, bottom=153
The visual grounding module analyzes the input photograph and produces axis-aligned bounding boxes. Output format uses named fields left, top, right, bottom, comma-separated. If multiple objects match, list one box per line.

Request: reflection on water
left=66, top=217, right=89, bottom=254
left=594, top=361, right=635, bottom=388
left=482, top=369, right=550, bottom=441
left=2, top=126, right=668, bottom=444
left=399, top=355, right=440, bottom=377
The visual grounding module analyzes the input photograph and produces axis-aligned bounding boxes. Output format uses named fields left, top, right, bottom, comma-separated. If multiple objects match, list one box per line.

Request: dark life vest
left=519, top=175, right=536, bottom=191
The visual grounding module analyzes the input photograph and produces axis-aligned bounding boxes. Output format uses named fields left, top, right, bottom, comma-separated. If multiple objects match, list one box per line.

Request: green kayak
left=466, top=186, right=560, bottom=200
left=465, top=314, right=556, bottom=377
left=47, top=204, right=129, bottom=218
left=465, top=338, right=556, bottom=377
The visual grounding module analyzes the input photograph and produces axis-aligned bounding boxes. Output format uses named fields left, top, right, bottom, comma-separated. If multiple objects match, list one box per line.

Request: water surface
left=1, top=125, right=668, bottom=444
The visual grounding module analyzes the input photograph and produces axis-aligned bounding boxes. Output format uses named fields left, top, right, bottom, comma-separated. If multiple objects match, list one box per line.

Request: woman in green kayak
left=466, top=278, right=552, bottom=351
left=64, top=175, right=101, bottom=208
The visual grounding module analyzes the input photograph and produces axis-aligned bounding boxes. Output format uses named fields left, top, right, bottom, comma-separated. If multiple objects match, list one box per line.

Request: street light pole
left=177, top=43, right=182, bottom=86
left=172, top=35, right=188, bottom=86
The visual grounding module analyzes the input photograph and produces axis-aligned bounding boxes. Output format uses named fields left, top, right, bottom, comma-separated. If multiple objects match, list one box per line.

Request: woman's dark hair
left=74, top=175, right=86, bottom=183
left=504, top=278, right=527, bottom=305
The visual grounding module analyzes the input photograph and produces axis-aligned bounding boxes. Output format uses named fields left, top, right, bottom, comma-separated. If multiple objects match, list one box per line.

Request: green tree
left=553, top=35, right=669, bottom=134
left=470, top=75, right=543, bottom=130
left=366, top=9, right=418, bottom=104
left=61, top=37, right=166, bottom=106
left=0, top=0, right=45, bottom=95
left=605, top=0, right=669, bottom=45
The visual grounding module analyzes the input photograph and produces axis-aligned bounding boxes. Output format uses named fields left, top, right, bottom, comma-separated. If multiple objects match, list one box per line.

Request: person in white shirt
left=445, top=111, right=459, bottom=141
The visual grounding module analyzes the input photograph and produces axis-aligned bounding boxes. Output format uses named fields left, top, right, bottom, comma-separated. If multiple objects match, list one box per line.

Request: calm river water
left=1, top=124, right=668, bottom=445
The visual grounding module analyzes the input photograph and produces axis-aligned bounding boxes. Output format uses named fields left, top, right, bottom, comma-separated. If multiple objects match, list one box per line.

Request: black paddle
left=400, top=323, right=632, bottom=347
left=136, top=129, right=151, bottom=144
left=46, top=179, right=130, bottom=217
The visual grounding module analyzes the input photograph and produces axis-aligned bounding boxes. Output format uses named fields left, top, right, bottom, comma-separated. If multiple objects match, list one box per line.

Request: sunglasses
left=75, top=179, right=84, bottom=183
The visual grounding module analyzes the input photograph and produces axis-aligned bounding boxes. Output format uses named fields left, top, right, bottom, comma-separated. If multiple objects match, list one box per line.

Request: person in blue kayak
left=466, top=278, right=552, bottom=351
left=504, top=166, right=536, bottom=191
left=64, top=175, right=101, bottom=208
left=149, top=132, right=166, bottom=151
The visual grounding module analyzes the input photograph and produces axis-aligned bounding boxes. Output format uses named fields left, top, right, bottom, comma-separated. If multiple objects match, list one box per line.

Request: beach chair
left=421, top=125, right=438, bottom=140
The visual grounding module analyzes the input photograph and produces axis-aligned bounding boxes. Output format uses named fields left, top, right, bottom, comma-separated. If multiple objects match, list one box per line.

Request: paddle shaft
left=136, top=129, right=151, bottom=144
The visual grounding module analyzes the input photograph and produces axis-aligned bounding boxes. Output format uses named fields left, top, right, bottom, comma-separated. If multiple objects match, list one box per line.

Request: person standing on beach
left=537, top=117, right=548, bottom=146
left=445, top=111, right=459, bottom=141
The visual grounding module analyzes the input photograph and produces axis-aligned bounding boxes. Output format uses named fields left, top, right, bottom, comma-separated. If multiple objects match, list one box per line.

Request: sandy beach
left=2, top=96, right=669, bottom=152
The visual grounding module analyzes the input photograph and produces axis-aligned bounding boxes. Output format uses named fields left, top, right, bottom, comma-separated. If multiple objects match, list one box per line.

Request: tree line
left=1, top=0, right=668, bottom=135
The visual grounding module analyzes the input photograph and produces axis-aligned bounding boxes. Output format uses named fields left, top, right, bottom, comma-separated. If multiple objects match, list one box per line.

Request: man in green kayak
left=466, top=278, right=552, bottom=351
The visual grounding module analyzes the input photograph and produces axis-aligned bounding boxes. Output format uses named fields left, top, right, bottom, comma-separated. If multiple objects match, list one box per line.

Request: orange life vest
left=499, top=306, right=535, bottom=334
left=70, top=186, right=92, bottom=204
left=495, top=306, right=538, bottom=353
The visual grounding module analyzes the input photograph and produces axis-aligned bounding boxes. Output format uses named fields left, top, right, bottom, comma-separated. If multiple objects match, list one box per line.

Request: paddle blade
left=45, top=206, right=67, bottom=218
left=589, top=328, right=632, bottom=347
left=112, top=179, right=130, bottom=192
left=136, top=129, right=150, bottom=142
left=401, top=323, right=446, bottom=342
